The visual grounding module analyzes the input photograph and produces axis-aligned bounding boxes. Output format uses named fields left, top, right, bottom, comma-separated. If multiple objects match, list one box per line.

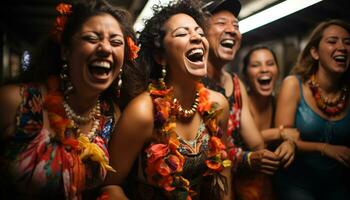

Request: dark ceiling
left=0, top=0, right=146, bottom=47
left=241, top=0, right=350, bottom=46
left=0, top=0, right=349, bottom=49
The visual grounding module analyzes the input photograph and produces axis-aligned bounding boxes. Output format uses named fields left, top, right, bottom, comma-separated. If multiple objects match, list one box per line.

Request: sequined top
left=0, top=84, right=116, bottom=199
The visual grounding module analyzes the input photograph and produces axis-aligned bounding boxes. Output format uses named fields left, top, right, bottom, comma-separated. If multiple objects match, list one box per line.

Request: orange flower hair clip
left=127, top=37, right=140, bottom=61
left=51, top=3, right=72, bottom=43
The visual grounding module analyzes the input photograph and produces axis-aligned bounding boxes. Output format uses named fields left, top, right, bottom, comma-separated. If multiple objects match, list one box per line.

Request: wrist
left=321, top=143, right=328, bottom=156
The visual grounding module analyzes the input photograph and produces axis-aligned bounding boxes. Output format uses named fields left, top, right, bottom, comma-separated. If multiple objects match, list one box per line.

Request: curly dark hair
left=18, top=0, right=145, bottom=108
left=138, top=0, right=207, bottom=81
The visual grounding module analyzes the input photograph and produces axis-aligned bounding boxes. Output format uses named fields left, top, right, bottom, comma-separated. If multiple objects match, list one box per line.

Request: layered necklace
left=44, top=76, right=115, bottom=172
left=62, top=99, right=101, bottom=140
left=308, top=74, right=349, bottom=117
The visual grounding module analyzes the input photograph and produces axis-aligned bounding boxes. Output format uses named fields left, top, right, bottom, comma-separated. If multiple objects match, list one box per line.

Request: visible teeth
left=221, top=39, right=234, bottom=45
left=90, top=61, right=110, bottom=69
left=188, top=48, right=203, bottom=56
left=334, top=55, right=346, bottom=61
left=258, top=76, right=271, bottom=81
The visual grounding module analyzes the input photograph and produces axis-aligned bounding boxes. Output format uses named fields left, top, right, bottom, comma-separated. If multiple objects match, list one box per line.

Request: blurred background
left=0, top=0, right=349, bottom=83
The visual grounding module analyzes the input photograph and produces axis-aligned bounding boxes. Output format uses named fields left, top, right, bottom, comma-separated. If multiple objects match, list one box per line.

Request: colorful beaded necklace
left=145, top=80, right=231, bottom=199
left=309, top=74, right=349, bottom=117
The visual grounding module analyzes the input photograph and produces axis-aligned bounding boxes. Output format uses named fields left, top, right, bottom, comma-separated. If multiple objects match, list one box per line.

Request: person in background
left=202, top=1, right=298, bottom=199
left=239, top=46, right=280, bottom=200
left=242, top=46, right=279, bottom=134
left=0, top=0, right=142, bottom=199
left=274, top=19, right=350, bottom=200
left=102, top=1, right=232, bottom=199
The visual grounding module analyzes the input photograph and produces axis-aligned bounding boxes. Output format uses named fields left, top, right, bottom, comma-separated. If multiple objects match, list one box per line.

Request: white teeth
left=258, top=76, right=271, bottom=81
left=221, top=39, right=234, bottom=45
left=91, top=61, right=110, bottom=69
left=188, top=48, right=204, bottom=56
left=334, top=55, right=346, bottom=61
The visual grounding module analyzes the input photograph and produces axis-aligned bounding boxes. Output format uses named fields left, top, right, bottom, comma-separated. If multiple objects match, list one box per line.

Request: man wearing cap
left=202, top=0, right=288, bottom=199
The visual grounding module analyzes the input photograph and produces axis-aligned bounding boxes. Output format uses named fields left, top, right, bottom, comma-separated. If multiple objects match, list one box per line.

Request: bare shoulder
left=0, top=84, right=23, bottom=137
left=121, top=91, right=154, bottom=127
left=0, top=84, right=22, bottom=111
left=281, top=75, right=299, bottom=89
left=207, top=88, right=229, bottom=111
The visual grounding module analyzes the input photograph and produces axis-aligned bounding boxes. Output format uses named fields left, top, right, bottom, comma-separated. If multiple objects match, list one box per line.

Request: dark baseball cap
left=202, top=0, right=241, bottom=17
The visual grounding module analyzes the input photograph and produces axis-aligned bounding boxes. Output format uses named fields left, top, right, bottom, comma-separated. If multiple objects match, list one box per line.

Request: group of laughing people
left=0, top=0, right=349, bottom=199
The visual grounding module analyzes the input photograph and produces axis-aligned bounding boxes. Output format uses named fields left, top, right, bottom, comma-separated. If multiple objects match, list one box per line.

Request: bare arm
left=238, top=79, right=265, bottom=150
left=0, top=85, right=22, bottom=139
left=261, top=128, right=299, bottom=143
left=274, top=76, right=301, bottom=167
left=209, top=90, right=232, bottom=199
left=102, top=92, right=154, bottom=199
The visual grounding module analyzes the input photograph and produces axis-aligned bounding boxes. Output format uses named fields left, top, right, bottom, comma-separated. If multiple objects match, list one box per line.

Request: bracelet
left=321, top=143, right=327, bottom=156
left=247, top=152, right=252, bottom=168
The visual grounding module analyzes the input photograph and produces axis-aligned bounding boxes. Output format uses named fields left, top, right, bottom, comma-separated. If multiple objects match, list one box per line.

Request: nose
left=190, top=31, right=202, bottom=44
left=337, top=40, right=347, bottom=51
left=224, top=24, right=236, bottom=37
left=97, top=40, right=112, bottom=57
left=261, top=64, right=269, bottom=73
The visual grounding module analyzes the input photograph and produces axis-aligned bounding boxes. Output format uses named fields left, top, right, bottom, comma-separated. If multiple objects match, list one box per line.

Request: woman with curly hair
left=0, top=0, right=143, bottom=199
left=103, top=1, right=231, bottom=199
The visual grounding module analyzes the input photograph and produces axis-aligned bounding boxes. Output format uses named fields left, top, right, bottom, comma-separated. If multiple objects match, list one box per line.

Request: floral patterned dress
left=0, top=84, right=116, bottom=199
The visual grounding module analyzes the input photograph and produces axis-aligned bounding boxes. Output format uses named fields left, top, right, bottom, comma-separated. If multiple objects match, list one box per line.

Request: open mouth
left=89, top=60, right=112, bottom=77
left=257, top=76, right=272, bottom=86
left=186, top=48, right=204, bottom=63
left=220, top=39, right=234, bottom=49
left=333, top=55, right=347, bottom=64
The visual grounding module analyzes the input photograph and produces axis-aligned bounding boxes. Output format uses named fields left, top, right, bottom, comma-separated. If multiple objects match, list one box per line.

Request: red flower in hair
left=51, top=3, right=72, bottom=43
left=127, top=37, right=140, bottom=60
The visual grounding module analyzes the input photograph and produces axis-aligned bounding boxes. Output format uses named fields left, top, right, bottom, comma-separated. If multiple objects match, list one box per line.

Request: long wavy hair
left=291, top=19, right=350, bottom=84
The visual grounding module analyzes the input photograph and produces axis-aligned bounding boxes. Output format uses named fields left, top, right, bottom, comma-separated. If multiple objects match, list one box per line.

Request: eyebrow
left=171, top=26, right=202, bottom=33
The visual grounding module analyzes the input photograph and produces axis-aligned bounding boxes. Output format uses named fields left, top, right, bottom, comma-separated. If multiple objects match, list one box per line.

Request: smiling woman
left=0, top=0, right=144, bottom=199
left=102, top=1, right=232, bottom=200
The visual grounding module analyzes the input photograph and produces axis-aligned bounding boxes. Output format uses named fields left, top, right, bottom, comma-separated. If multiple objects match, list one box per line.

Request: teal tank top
left=288, top=76, right=350, bottom=184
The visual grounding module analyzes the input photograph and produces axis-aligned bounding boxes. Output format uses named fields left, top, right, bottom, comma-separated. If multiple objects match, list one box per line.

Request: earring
left=60, top=63, right=74, bottom=99
left=116, top=68, right=123, bottom=97
left=159, top=65, right=167, bottom=85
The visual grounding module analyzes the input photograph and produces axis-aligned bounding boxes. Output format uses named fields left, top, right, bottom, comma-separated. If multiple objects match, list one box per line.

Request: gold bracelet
left=247, top=152, right=253, bottom=168
left=321, top=143, right=327, bottom=156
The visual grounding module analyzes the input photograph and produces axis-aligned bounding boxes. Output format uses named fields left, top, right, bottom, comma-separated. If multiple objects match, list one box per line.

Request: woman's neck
left=316, top=67, right=344, bottom=94
left=248, top=91, right=272, bottom=112
left=67, top=92, right=100, bottom=116
left=168, top=78, right=197, bottom=109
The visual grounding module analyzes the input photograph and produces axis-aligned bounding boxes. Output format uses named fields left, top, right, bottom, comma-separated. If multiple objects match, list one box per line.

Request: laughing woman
left=274, top=19, right=350, bottom=200
left=0, top=0, right=142, bottom=199
left=103, top=1, right=231, bottom=200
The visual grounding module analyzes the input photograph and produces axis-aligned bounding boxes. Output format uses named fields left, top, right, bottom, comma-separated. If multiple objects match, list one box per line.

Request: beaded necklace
left=145, top=81, right=231, bottom=199
left=44, top=76, right=115, bottom=172
left=309, top=74, right=349, bottom=117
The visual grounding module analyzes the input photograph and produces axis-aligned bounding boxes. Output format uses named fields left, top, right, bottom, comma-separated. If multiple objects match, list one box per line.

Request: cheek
left=113, top=48, right=125, bottom=68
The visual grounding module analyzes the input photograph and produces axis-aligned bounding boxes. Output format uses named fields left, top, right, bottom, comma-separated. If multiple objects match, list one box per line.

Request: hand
left=249, top=149, right=280, bottom=175
left=274, top=140, right=296, bottom=168
left=323, top=144, right=350, bottom=167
